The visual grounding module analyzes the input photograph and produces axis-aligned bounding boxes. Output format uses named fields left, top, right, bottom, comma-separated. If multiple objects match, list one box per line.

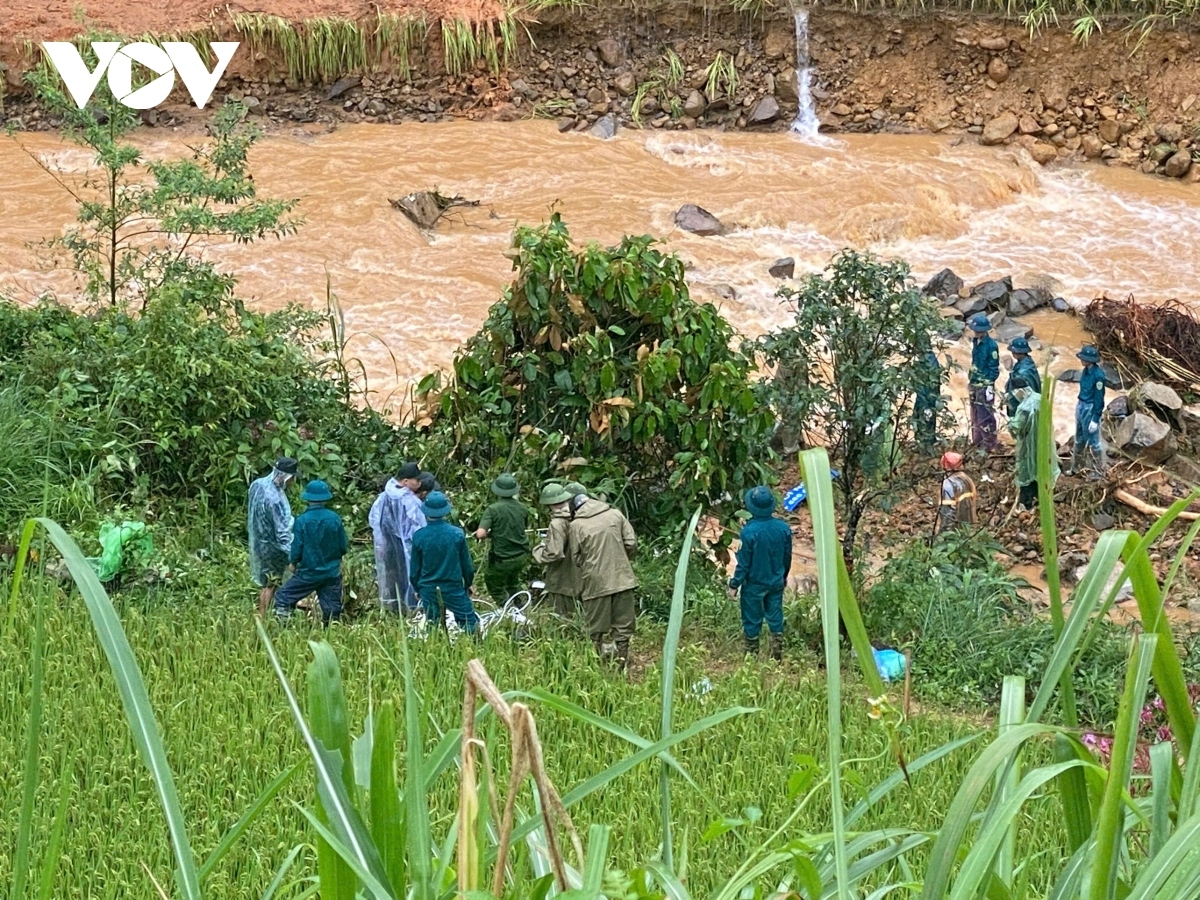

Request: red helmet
left=941, top=451, right=963, bottom=472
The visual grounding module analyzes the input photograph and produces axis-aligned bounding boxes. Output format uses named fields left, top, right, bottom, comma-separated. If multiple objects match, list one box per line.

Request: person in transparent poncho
left=248, top=457, right=297, bottom=615
left=368, top=461, right=427, bottom=614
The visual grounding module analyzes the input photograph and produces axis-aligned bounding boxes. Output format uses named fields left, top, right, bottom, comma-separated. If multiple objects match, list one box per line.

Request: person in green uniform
left=411, top=491, right=479, bottom=633
left=968, top=315, right=1000, bottom=452
left=531, top=483, right=580, bottom=619
left=570, top=491, right=639, bottom=671
left=728, top=486, right=793, bottom=660
left=1071, top=345, right=1108, bottom=478
left=274, top=480, right=349, bottom=626
left=1004, top=337, right=1042, bottom=417
left=1009, top=386, right=1059, bottom=510
left=475, top=473, right=531, bottom=603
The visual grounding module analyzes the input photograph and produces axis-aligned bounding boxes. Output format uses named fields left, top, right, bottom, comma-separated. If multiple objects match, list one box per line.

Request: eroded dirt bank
left=1, top=5, right=1199, bottom=182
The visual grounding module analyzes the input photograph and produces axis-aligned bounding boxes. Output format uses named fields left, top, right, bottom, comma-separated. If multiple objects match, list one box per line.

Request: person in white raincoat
left=369, top=461, right=427, bottom=614
left=248, top=457, right=297, bottom=615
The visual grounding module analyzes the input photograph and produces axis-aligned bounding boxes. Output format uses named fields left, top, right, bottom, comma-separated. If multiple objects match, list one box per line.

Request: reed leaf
left=799, top=446, right=851, bottom=900
left=992, top=676, right=1026, bottom=889
left=1053, top=733, right=1093, bottom=853
left=399, top=625, right=434, bottom=900
left=370, top=703, right=406, bottom=894
left=1150, top=741, right=1174, bottom=859
left=660, top=505, right=703, bottom=873
left=1088, top=632, right=1158, bottom=900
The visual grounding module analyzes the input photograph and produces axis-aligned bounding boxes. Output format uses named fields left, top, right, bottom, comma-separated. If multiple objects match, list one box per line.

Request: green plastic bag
left=87, top=521, right=154, bottom=582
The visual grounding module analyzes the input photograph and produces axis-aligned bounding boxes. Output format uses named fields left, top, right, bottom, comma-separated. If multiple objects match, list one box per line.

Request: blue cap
left=1009, top=337, right=1031, bottom=354
left=1077, top=345, right=1100, bottom=364
left=969, top=315, right=992, bottom=333
left=423, top=491, right=452, bottom=519
left=301, top=480, right=333, bottom=502
left=744, top=485, right=777, bottom=516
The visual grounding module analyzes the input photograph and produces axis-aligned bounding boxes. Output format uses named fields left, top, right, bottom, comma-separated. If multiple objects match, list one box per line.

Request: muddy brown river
left=2, top=121, right=1198, bottom=430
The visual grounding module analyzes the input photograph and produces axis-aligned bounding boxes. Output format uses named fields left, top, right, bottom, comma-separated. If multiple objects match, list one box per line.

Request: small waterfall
left=789, top=7, right=821, bottom=138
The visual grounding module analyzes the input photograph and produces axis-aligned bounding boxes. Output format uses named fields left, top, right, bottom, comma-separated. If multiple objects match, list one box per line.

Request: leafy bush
left=416, top=215, right=773, bottom=535
left=865, top=531, right=1132, bottom=727
left=0, top=291, right=406, bottom=514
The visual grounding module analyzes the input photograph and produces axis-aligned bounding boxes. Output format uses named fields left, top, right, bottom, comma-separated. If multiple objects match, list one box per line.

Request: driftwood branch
left=1114, top=488, right=1200, bottom=521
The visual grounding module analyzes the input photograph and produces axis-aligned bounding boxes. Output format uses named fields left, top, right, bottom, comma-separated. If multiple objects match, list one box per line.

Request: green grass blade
left=1026, top=530, right=1131, bottom=724
left=1125, top=811, right=1200, bottom=900
left=660, top=505, right=703, bottom=873
left=308, top=642, right=360, bottom=900
left=297, top=805, right=397, bottom=899
left=1053, top=733, right=1093, bottom=852
left=199, top=764, right=298, bottom=881
left=1162, top=515, right=1200, bottom=603
left=1151, top=741, right=1174, bottom=858
left=36, top=755, right=71, bottom=900
left=993, top=676, right=1026, bottom=889
left=1088, top=633, right=1158, bottom=900
left=1123, top=543, right=1195, bottom=757
left=400, top=625, right=433, bottom=900
left=13, top=587, right=46, bottom=900
left=950, top=761, right=1086, bottom=900
left=261, top=844, right=306, bottom=900
left=1037, top=377, right=1077, bottom=726
left=920, top=722, right=1062, bottom=900
left=844, top=733, right=983, bottom=828
left=1048, top=840, right=1092, bottom=900
left=370, top=703, right=406, bottom=894
left=582, top=824, right=611, bottom=895
left=1180, top=712, right=1200, bottom=823
left=35, top=517, right=202, bottom=900
left=5, top=518, right=36, bottom=637
left=644, top=859, right=694, bottom=900
left=506, top=706, right=755, bottom=848
left=256, top=622, right=392, bottom=897
left=800, top=446, right=851, bottom=900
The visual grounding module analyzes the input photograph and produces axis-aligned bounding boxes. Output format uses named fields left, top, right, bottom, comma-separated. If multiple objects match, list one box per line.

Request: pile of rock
left=921, top=267, right=1064, bottom=342
left=1104, top=380, right=1192, bottom=465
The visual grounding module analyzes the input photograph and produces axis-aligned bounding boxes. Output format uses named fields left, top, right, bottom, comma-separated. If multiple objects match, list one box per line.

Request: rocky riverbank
left=2, top=6, right=1200, bottom=182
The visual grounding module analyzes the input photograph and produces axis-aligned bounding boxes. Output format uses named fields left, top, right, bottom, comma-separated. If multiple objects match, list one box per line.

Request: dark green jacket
left=1078, top=364, right=1107, bottom=420
left=1005, top=356, right=1042, bottom=415
left=970, top=335, right=1000, bottom=385
left=410, top=521, right=476, bottom=593
left=479, top=498, right=531, bottom=561
left=730, top=514, right=793, bottom=590
left=289, top=506, right=349, bottom=581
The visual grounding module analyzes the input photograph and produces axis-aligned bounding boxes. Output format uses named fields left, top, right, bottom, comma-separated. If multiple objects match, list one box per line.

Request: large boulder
left=981, top=112, right=1019, bottom=145
left=674, top=204, right=725, bottom=236
left=995, top=322, right=1034, bottom=343
left=748, top=96, right=781, bottom=125
left=589, top=114, right=618, bottom=139
left=1131, top=381, right=1184, bottom=429
left=1165, top=150, right=1193, bottom=179
left=955, top=295, right=987, bottom=317
left=1114, top=412, right=1177, bottom=464
left=1007, top=288, right=1051, bottom=316
left=1106, top=395, right=1129, bottom=419
left=922, top=268, right=964, bottom=301
left=683, top=90, right=707, bottom=119
left=769, top=257, right=795, bottom=279
left=597, top=39, right=626, bottom=67
left=971, top=276, right=1013, bottom=309
left=1182, top=404, right=1200, bottom=437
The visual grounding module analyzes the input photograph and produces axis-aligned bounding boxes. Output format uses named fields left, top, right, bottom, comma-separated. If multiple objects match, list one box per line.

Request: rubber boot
left=743, top=635, right=759, bottom=656
left=615, top=641, right=631, bottom=674
left=769, top=633, right=783, bottom=662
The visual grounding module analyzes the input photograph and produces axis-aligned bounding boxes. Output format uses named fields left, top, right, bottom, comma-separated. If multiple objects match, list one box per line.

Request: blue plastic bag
left=782, top=470, right=839, bottom=512
left=872, top=648, right=907, bottom=683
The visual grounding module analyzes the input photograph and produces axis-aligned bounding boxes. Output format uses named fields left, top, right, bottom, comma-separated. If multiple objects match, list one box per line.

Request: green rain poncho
left=1009, top=390, right=1060, bottom=489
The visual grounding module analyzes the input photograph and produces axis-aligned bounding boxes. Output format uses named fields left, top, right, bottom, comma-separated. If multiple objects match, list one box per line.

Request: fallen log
left=1114, top=488, right=1200, bottom=521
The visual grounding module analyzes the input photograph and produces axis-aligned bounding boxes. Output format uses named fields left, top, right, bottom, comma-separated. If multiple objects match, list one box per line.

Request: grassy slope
left=0, top=559, right=1068, bottom=898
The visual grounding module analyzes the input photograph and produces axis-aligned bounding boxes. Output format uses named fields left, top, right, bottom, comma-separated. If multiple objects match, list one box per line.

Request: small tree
left=756, top=250, right=947, bottom=569
left=418, top=214, right=773, bottom=533
left=21, top=54, right=299, bottom=308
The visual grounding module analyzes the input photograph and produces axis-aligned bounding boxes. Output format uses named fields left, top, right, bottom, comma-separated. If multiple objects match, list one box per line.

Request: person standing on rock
left=410, top=491, right=479, bottom=634
left=475, top=473, right=531, bottom=604
left=968, top=316, right=1000, bottom=452
left=531, top=483, right=580, bottom=620
left=1071, top=345, right=1108, bottom=478
left=1009, top=386, right=1059, bottom=510
left=1005, top=337, right=1042, bottom=417
left=728, top=486, right=792, bottom=661
left=248, top=456, right=298, bottom=617
left=570, top=490, right=639, bottom=672
left=274, top=480, right=349, bottom=627
left=367, top=462, right=426, bottom=614
left=913, top=344, right=942, bottom=453
left=936, top=452, right=978, bottom=534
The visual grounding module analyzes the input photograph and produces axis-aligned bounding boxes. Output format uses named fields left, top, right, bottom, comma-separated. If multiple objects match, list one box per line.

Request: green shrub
left=416, top=214, right=774, bottom=537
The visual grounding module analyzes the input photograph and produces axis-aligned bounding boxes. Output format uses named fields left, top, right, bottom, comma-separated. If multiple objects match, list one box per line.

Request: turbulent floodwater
left=2, top=120, right=1199, bottom=424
